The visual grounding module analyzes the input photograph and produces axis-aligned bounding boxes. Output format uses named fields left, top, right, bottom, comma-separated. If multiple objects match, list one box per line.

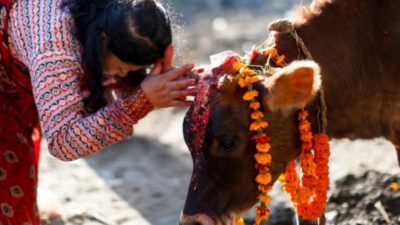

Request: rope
left=268, top=19, right=328, bottom=134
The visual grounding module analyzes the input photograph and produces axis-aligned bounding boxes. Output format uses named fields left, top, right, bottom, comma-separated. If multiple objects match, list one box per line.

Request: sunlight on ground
left=39, top=140, right=152, bottom=225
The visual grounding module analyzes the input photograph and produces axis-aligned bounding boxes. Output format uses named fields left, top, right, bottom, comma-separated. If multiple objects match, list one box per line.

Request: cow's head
left=180, top=53, right=321, bottom=225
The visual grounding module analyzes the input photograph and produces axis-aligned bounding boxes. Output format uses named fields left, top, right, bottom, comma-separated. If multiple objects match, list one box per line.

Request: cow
left=180, top=0, right=400, bottom=224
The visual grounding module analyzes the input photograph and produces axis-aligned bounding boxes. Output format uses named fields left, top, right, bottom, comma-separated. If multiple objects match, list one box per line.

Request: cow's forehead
left=184, top=70, right=216, bottom=156
left=184, top=51, right=242, bottom=156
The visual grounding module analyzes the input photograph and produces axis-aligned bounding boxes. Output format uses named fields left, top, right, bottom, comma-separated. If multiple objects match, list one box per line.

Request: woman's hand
left=141, top=62, right=197, bottom=108
left=140, top=44, right=197, bottom=108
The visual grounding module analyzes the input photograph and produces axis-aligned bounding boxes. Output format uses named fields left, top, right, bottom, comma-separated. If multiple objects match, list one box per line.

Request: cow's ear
left=263, top=60, right=321, bottom=112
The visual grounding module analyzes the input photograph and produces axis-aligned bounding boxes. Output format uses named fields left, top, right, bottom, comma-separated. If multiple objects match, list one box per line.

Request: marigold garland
left=280, top=108, right=330, bottom=219
left=231, top=47, right=330, bottom=225
left=233, top=58, right=273, bottom=225
left=234, top=46, right=290, bottom=225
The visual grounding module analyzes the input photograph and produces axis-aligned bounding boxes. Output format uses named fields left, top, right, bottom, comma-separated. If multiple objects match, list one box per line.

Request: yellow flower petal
left=240, top=68, right=256, bottom=77
left=233, top=62, right=247, bottom=72
left=278, top=174, right=286, bottom=183
left=390, top=182, right=399, bottom=192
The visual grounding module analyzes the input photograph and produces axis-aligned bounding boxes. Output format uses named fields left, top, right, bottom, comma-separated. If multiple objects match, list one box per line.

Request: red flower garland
left=280, top=109, right=330, bottom=219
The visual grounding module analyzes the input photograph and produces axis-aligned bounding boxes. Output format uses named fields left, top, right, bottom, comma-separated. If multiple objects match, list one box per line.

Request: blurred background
left=169, top=0, right=302, bottom=64
left=39, top=0, right=400, bottom=225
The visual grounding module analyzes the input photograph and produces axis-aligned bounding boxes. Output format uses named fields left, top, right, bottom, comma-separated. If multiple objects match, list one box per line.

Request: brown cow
left=180, top=0, right=400, bottom=224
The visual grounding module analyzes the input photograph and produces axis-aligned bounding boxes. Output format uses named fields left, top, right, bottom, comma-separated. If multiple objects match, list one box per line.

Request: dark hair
left=62, top=0, right=172, bottom=113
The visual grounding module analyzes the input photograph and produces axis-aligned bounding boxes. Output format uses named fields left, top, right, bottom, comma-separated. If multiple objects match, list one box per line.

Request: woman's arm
left=30, top=52, right=153, bottom=161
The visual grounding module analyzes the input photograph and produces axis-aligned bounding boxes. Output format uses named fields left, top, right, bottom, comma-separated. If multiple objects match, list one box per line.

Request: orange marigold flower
left=258, top=185, right=272, bottom=192
left=255, top=212, right=270, bottom=223
left=275, top=55, right=286, bottom=65
left=298, top=187, right=313, bottom=204
left=258, top=194, right=271, bottom=204
left=250, top=121, right=268, bottom=131
left=313, top=134, right=329, bottom=143
left=278, top=174, right=286, bottom=183
left=316, top=166, right=329, bottom=176
left=299, top=120, right=311, bottom=133
left=301, top=154, right=317, bottom=175
left=235, top=218, right=245, bottom=225
left=249, top=101, right=261, bottom=110
left=302, top=142, right=313, bottom=151
left=238, top=76, right=259, bottom=88
left=298, top=110, right=309, bottom=120
left=300, top=132, right=313, bottom=142
left=243, top=90, right=259, bottom=101
left=303, top=165, right=317, bottom=176
left=251, top=111, right=264, bottom=120
left=240, top=68, right=256, bottom=77
left=256, top=173, right=272, bottom=185
left=255, top=153, right=272, bottom=165
left=256, top=143, right=271, bottom=153
left=390, top=182, right=399, bottom=192
left=233, top=61, right=247, bottom=72
left=302, top=175, right=318, bottom=188
left=263, top=47, right=278, bottom=58
left=256, top=205, right=270, bottom=216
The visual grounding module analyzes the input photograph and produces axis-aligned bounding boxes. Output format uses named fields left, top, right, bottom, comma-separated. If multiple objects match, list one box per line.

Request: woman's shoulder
left=11, top=0, right=69, bottom=21
left=9, top=0, right=82, bottom=67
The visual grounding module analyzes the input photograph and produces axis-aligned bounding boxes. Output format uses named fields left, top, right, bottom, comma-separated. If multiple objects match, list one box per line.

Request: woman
left=0, top=0, right=196, bottom=224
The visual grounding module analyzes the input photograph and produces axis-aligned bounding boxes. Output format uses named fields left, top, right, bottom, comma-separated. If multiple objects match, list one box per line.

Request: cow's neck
left=274, top=0, right=385, bottom=140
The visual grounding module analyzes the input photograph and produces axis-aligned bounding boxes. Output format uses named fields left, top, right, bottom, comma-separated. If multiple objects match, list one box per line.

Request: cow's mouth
left=179, top=211, right=241, bottom=225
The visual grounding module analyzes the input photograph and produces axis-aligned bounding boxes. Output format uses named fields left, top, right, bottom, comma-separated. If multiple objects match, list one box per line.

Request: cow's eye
left=220, top=135, right=236, bottom=151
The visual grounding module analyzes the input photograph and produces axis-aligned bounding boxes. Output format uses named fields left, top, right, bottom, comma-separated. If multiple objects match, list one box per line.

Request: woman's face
left=102, top=50, right=147, bottom=78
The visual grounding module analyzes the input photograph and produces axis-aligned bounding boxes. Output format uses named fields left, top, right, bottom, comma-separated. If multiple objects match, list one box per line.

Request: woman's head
left=63, top=0, right=172, bottom=112
left=102, top=0, right=172, bottom=69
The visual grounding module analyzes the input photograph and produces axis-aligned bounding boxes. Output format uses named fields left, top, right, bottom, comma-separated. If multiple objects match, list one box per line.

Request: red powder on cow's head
left=184, top=51, right=241, bottom=156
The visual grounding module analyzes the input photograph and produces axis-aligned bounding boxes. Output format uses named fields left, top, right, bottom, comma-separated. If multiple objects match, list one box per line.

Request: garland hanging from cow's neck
left=232, top=46, right=330, bottom=225
left=269, top=19, right=331, bottom=220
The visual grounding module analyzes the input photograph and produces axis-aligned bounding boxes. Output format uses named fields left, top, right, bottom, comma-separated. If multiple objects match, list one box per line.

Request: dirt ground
left=39, top=2, right=400, bottom=225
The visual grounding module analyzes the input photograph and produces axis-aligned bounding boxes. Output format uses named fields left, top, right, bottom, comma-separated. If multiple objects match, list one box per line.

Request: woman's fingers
left=170, top=100, right=193, bottom=107
left=165, top=64, right=195, bottom=81
left=140, top=62, right=197, bottom=108
left=168, top=78, right=196, bottom=90
left=169, top=88, right=197, bottom=99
